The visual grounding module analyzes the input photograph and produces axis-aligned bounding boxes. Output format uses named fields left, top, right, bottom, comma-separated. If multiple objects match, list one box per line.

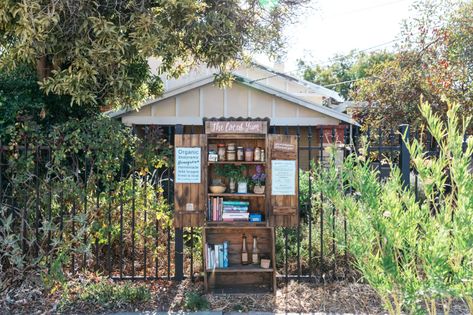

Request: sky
left=258, top=0, right=418, bottom=72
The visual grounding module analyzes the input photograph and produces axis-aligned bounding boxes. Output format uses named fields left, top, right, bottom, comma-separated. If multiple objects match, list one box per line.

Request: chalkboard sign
left=175, top=147, right=201, bottom=183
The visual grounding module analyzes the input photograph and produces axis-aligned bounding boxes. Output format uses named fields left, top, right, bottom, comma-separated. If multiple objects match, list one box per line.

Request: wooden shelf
left=208, top=161, right=265, bottom=165
left=206, top=221, right=266, bottom=227
left=206, top=265, right=273, bottom=273
left=208, top=285, right=272, bottom=295
left=208, top=193, right=264, bottom=197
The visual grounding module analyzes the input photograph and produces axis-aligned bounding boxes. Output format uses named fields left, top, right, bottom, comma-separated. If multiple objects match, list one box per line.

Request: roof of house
left=107, top=62, right=358, bottom=126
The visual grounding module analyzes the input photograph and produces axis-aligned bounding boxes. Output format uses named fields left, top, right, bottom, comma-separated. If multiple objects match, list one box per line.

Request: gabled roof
left=107, top=72, right=358, bottom=126
left=250, top=63, right=344, bottom=103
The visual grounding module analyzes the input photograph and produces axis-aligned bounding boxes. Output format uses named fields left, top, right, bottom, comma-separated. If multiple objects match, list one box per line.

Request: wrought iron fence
left=0, top=124, right=470, bottom=283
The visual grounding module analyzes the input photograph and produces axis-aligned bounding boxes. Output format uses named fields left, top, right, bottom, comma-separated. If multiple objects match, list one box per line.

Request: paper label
left=175, top=147, right=201, bottom=183
left=271, top=160, right=296, bottom=195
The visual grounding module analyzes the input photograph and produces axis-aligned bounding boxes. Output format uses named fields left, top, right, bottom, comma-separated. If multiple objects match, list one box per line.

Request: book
left=218, top=244, right=224, bottom=268
left=223, top=201, right=250, bottom=206
left=223, top=206, right=249, bottom=211
left=223, top=241, right=229, bottom=268
left=222, top=212, right=249, bottom=218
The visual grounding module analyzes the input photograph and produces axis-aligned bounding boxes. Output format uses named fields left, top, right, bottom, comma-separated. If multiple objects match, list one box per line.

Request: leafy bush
left=313, top=100, right=473, bottom=314
left=184, top=291, right=209, bottom=311
left=0, top=117, right=173, bottom=288
left=61, top=280, right=151, bottom=309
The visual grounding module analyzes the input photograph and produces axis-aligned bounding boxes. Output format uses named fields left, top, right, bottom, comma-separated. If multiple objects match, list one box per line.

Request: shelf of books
left=207, top=199, right=265, bottom=223
left=203, top=227, right=276, bottom=293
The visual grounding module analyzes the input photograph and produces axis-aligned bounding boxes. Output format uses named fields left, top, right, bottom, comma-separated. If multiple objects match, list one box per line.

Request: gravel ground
left=0, top=273, right=469, bottom=314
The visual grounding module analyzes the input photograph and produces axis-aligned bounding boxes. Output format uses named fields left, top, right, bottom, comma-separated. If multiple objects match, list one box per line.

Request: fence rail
left=0, top=124, right=470, bottom=283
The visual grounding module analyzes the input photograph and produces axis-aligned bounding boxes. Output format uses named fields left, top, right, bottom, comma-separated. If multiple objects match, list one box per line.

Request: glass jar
left=227, top=150, right=236, bottom=161
left=260, top=149, right=265, bottom=162
left=244, top=148, right=254, bottom=162
left=237, top=146, right=244, bottom=161
left=254, top=147, right=261, bottom=161
left=208, top=149, right=218, bottom=162
left=217, top=144, right=226, bottom=161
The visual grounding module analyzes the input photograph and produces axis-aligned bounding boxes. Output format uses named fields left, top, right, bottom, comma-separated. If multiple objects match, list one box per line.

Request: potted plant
left=215, top=165, right=247, bottom=193
left=251, top=165, right=266, bottom=194
left=236, top=175, right=248, bottom=194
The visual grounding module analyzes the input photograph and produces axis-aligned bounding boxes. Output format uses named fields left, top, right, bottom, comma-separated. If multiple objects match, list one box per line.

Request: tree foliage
left=298, top=50, right=394, bottom=100
left=0, top=64, right=98, bottom=140
left=0, top=0, right=308, bottom=109
left=353, top=0, right=473, bottom=130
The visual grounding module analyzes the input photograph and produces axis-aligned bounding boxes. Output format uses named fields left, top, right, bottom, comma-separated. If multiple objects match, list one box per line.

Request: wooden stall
left=174, top=120, right=299, bottom=293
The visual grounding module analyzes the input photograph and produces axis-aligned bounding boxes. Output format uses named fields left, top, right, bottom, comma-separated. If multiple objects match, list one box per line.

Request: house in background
left=107, top=62, right=358, bottom=169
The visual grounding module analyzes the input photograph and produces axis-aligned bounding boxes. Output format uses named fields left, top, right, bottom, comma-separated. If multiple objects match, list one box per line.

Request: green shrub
left=313, top=100, right=473, bottom=314
left=184, top=291, right=209, bottom=311
left=63, top=281, right=151, bottom=309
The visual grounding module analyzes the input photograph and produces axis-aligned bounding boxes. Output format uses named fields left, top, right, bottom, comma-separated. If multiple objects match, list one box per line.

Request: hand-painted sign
left=175, top=147, right=201, bottom=183
left=271, top=160, right=296, bottom=195
left=205, top=121, right=267, bottom=134
left=273, top=142, right=296, bottom=153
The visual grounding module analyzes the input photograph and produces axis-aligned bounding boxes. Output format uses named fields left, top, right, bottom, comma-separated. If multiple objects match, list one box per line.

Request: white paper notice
left=175, top=147, right=201, bottom=183
left=271, top=160, right=296, bottom=195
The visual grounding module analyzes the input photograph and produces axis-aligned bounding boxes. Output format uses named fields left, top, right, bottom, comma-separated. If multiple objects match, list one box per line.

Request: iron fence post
left=174, top=124, right=184, bottom=281
left=399, top=125, right=410, bottom=189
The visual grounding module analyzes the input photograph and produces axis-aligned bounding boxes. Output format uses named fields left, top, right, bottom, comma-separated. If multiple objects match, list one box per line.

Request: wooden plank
left=267, top=134, right=299, bottom=227
left=205, top=265, right=273, bottom=273
left=173, top=134, right=207, bottom=227
left=205, top=121, right=268, bottom=134
left=207, top=193, right=265, bottom=198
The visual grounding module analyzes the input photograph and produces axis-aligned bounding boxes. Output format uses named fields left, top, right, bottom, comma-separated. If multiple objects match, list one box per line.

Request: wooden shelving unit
left=204, top=127, right=276, bottom=294
left=173, top=120, right=298, bottom=295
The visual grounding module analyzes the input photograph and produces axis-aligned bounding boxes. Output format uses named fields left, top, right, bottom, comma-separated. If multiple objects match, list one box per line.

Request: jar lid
left=217, top=144, right=225, bottom=147
left=237, top=146, right=243, bottom=149
left=245, top=147, right=254, bottom=151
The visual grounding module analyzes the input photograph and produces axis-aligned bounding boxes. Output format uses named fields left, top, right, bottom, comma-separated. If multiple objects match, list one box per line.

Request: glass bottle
left=252, top=235, right=259, bottom=265
left=237, top=146, right=244, bottom=161
left=241, top=234, right=249, bottom=265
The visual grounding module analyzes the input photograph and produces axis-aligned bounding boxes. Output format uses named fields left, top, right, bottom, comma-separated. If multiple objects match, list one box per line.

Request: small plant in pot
left=215, top=164, right=246, bottom=193
left=251, top=165, right=266, bottom=194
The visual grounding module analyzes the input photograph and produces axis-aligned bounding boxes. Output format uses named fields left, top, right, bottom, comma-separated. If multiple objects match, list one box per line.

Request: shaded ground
left=0, top=273, right=469, bottom=314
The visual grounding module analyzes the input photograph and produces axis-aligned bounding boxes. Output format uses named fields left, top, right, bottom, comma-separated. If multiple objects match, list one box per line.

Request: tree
left=298, top=50, right=394, bottom=100
left=352, top=0, right=473, bottom=130
left=0, top=0, right=308, bottom=109
left=0, top=65, right=99, bottom=139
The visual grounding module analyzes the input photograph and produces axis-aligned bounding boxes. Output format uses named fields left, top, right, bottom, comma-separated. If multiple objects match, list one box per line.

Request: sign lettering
left=273, top=142, right=295, bottom=152
left=175, top=147, right=201, bottom=183
left=271, top=160, right=296, bottom=195
left=205, top=121, right=267, bottom=134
